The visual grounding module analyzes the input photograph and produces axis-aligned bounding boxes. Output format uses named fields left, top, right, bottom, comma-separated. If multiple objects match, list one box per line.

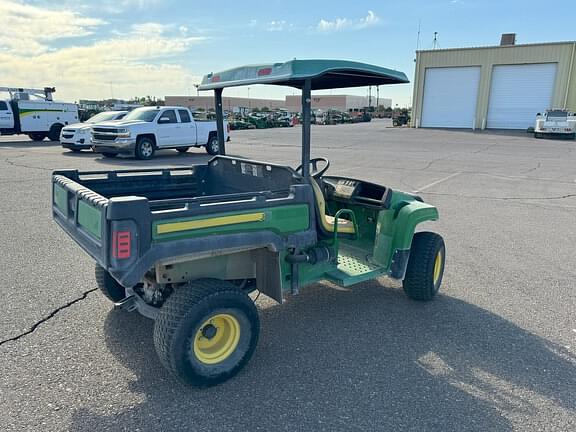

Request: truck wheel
left=28, top=133, right=46, bottom=141
left=95, top=264, right=126, bottom=302
left=135, top=137, right=155, bottom=160
left=206, top=135, right=220, bottom=155
left=101, top=152, right=118, bottom=158
left=154, top=279, right=259, bottom=387
left=176, top=147, right=190, bottom=153
left=48, top=123, right=63, bottom=141
left=402, top=232, right=445, bottom=301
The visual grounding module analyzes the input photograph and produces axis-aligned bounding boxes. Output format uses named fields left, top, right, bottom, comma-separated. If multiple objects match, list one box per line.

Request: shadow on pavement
left=70, top=280, right=576, bottom=431
left=0, top=139, right=61, bottom=148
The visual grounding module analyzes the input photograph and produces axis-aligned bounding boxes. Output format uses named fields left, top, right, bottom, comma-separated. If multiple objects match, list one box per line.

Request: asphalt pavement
left=1, top=120, right=575, bottom=431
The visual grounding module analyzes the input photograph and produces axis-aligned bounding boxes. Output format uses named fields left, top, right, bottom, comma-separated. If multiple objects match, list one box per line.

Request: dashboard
left=323, top=176, right=391, bottom=208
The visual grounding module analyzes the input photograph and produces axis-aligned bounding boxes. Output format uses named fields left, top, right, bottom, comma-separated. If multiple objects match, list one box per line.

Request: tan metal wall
left=412, top=42, right=576, bottom=129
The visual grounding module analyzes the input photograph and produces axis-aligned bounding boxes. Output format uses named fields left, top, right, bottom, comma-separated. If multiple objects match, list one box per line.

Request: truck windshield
left=122, top=108, right=160, bottom=122
left=87, top=112, right=122, bottom=123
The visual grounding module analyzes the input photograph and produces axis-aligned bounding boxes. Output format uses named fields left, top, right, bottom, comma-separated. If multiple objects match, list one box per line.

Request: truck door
left=0, top=100, right=14, bottom=130
left=177, top=109, right=196, bottom=145
left=156, top=109, right=180, bottom=147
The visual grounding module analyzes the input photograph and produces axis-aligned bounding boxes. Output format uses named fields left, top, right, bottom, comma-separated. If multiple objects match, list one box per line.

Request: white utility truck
left=0, top=87, right=78, bottom=141
left=60, top=110, right=128, bottom=152
left=90, top=106, right=229, bottom=159
left=534, top=110, right=576, bottom=139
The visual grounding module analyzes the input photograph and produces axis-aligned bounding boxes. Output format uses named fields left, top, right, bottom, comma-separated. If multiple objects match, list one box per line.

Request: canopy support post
left=214, top=88, right=226, bottom=155
left=301, top=78, right=312, bottom=177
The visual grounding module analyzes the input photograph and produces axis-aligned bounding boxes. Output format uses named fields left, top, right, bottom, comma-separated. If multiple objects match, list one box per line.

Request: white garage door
left=421, top=66, right=481, bottom=128
left=487, top=63, right=557, bottom=129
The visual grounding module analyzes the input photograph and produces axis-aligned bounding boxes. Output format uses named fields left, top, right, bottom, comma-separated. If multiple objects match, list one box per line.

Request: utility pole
left=368, top=86, right=372, bottom=108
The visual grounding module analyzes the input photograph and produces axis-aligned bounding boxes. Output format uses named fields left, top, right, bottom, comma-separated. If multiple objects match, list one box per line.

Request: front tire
left=206, top=135, right=220, bottom=155
left=135, top=137, right=156, bottom=160
left=154, top=279, right=260, bottom=387
left=403, top=232, right=445, bottom=301
left=48, top=123, right=63, bottom=141
left=95, top=264, right=126, bottom=302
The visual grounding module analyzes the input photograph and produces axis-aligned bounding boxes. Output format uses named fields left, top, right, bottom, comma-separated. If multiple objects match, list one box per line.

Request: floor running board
left=325, top=251, right=386, bottom=287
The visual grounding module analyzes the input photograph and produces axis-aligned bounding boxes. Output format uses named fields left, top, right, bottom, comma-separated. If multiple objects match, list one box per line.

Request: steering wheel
left=295, top=157, right=330, bottom=179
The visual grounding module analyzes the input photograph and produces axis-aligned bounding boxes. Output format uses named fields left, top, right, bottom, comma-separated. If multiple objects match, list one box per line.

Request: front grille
left=92, top=127, right=119, bottom=134
left=93, top=133, right=117, bottom=141
left=62, top=134, right=74, bottom=139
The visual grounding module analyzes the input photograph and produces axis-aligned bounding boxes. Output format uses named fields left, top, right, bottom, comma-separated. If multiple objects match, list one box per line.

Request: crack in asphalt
left=2, top=154, right=52, bottom=172
left=0, top=288, right=97, bottom=347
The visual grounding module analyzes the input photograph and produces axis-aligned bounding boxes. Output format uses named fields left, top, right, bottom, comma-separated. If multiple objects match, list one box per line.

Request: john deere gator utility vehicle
left=52, top=59, right=445, bottom=387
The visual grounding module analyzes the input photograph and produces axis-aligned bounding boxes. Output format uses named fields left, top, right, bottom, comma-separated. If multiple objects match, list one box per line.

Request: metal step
left=325, top=251, right=385, bottom=287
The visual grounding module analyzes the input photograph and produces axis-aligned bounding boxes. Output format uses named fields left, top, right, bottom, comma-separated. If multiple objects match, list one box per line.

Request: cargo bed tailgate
left=52, top=172, right=110, bottom=267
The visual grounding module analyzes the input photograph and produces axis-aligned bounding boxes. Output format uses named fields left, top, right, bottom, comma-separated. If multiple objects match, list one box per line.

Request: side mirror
left=158, top=117, right=170, bottom=124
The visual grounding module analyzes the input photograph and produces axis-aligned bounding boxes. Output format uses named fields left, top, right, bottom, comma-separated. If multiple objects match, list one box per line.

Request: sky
left=0, top=0, right=574, bottom=107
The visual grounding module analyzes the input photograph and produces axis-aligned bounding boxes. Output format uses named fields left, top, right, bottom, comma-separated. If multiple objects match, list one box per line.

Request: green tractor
left=52, top=59, right=445, bottom=387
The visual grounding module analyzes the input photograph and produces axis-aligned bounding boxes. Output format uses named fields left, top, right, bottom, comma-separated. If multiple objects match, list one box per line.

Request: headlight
left=117, top=128, right=131, bottom=138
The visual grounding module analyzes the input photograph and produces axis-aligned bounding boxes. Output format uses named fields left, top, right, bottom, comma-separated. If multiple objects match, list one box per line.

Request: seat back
left=310, top=179, right=355, bottom=235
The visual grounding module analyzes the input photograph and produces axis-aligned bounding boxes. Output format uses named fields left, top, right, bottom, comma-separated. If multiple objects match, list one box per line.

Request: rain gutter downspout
left=563, top=42, right=576, bottom=110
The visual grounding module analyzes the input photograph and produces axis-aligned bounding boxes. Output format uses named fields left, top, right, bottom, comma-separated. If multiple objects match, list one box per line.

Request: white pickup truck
left=91, top=106, right=229, bottom=159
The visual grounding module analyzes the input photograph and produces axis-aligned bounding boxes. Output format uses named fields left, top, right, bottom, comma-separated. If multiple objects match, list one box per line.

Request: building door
left=486, top=63, right=557, bottom=129
left=420, top=66, right=481, bottom=128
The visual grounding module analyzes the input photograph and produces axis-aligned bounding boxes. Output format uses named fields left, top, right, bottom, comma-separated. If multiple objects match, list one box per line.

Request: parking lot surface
left=1, top=120, right=575, bottom=431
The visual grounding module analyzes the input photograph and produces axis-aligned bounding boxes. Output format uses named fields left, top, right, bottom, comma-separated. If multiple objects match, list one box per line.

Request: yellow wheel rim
left=193, top=313, right=241, bottom=365
left=433, top=250, right=443, bottom=285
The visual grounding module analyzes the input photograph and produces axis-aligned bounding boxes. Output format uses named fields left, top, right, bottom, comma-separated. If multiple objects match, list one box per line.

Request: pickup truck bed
left=52, top=156, right=316, bottom=288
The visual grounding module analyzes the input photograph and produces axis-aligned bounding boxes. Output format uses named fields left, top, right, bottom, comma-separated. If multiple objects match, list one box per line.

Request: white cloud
left=131, top=22, right=167, bottom=35
left=0, top=0, right=105, bottom=55
left=0, top=1, right=206, bottom=101
left=267, top=20, right=287, bottom=32
left=317, top=10, right=380, bottom=33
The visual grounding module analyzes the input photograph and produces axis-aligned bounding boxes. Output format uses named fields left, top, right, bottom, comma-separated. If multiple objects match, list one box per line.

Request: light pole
left=247, top=87, right=251, bottom=110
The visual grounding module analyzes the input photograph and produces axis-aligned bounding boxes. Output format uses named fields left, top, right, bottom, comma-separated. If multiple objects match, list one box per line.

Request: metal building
left=285, top=95, right=391, bottom=112
left=165, top=96, right=286, bottom=112
left=412, top=36, right=576, bottom=130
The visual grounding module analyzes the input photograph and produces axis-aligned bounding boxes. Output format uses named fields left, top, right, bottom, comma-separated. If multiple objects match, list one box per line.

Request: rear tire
left=154, top=279, right=259, bottom=387
left=135, top=136, right=156, bottom=160
left=48, top=123, right=63, bottom=141
left=28, top=133, right=46, bottom=141
left=101, top=152, right=118, bottom=158
left=403, top=232, right=445, bottom=301
left=176, top=147, right=190, bottom=153
left=95, top=264, right=126, bottom=302
left=206, top=135, right=220, bottom=155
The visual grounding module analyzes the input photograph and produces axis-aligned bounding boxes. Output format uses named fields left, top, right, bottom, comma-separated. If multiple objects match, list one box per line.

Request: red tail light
left=112, top=231, right=131, bottom=259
